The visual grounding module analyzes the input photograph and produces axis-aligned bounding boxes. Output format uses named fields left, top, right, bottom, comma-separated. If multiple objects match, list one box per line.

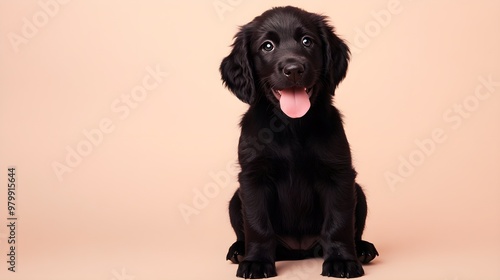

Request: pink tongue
left=279, top=87, right=310, bottom=118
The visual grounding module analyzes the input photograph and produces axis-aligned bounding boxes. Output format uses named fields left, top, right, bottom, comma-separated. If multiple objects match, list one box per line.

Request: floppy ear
left=318, top=18, right=350, bottom=92
left=220, top=24, right=256, bottom=104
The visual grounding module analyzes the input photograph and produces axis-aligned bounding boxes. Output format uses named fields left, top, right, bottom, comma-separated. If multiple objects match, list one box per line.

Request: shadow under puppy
left=220, top=6, right=378, bottom=279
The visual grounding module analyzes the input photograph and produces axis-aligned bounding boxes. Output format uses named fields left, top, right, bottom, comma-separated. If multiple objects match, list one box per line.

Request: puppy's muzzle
left=283, top=63, right=304, bottom=83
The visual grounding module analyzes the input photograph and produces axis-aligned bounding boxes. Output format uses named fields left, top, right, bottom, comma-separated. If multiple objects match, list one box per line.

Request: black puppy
left=220, top=6, right=378, bottom=279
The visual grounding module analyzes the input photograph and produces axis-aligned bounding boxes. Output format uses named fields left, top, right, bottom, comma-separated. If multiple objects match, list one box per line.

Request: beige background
left=1, top=0, right=500, bottom=279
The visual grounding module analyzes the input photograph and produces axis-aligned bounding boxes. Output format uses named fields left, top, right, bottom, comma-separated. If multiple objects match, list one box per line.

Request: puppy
left=220, top=6, right=378, bottom=279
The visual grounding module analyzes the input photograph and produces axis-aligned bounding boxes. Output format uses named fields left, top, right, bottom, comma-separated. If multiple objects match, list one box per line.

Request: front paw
left=236, top=261, right=277, bottom=279
left=321, top=260, right=364, bottom=278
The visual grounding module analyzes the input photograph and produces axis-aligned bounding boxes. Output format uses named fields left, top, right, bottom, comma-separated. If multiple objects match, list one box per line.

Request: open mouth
left=272, top=86, right=313, bottom=118
left=272, top=87, right=312, bottom=100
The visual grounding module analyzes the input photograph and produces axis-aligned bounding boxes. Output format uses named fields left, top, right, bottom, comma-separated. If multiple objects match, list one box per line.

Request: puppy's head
left=220, top=6, right=350, bottom=118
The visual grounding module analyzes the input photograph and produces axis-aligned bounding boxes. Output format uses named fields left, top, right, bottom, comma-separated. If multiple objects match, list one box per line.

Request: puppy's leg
left=354, top=184, right=379, bottom=264
left=227, top=189, right=245, bottom=263
left=320, top=177, right=364, bottom=278
left=236, top=185, right=277, bottom=279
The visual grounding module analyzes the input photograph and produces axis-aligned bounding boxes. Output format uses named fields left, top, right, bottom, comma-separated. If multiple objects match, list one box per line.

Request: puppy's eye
left=261, top=41, right=274, bottom=52
left=302, top=37, right=313, bottom=47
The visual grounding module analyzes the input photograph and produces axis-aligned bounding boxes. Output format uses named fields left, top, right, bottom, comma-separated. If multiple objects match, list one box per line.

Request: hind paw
left=356, top=240, right=379, bottom=264
left=227, top=241, right=245, bottom=264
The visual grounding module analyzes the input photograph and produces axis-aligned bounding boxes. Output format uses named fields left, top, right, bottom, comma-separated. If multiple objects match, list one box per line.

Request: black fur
left=220, top=6, right=378, bottom=279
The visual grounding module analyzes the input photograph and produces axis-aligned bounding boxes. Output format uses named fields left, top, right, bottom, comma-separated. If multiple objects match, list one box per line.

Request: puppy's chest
left=272, top=165, right=322, bottom=234
left=268, top=149, right=325, bottom=192
left=273, top=162, right=319, bottom=211
left=276, top=173, right=316, bottom=207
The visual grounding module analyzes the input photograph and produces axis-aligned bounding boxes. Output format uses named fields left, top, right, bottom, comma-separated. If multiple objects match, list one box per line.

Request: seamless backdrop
left=1, top=1, right=500, bottom=280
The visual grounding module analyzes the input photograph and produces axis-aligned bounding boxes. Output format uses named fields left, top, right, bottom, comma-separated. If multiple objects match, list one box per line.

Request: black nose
left=283, top=63, right=304, bottom=83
